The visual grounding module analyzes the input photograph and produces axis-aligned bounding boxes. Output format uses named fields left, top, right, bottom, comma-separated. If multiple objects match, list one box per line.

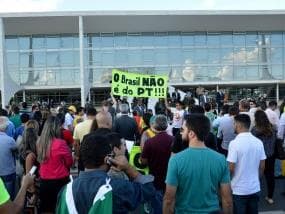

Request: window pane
left=194, top=49, right=207, bottom=64
left=271, top=64, right=283, bottom=79
left=6, top=52, right=18, bottom=66
left=47, top=52, right=60, bottom=67
left=234, top=48, right=246, bottom=64
left=195, top=34, right=207, bottom=46
left=32, top=37, right=45, bottom=49
left=207, top=35, right=220, bottom=47
left=128, top=50, right=142, bottom=66
left=183, top=49, right=194, bottom=65
left=181, top=34, right=194, bottom=46
left=233, top=34, right=246, bottom=47
left=33, top=52, right=46, bottom=67
left=128, top=35, right=140, bottom=47
left=20, top=53, right=30, bottom=68
left=220, top=34, right=233, bottom=46
left=61, top=37, right=74, bottom=49
left=142, top=49, right=154, bottom=65
left=154, top=35, right=168, bottom=47
left=169, top=49, right=182, bottom=65
left=114, top=36, right=127, bottom=47
left=218, top=65, right=233, bottom=81
left=168, top=35, right=181, bottom=47
left=221, top=48, right=233, bottom=64
left=271, top=47, right=283, bottom=63
left=141, top=35, right=154, bottom=47
left=271, top=33, right=283, bottom=46
left=60, top=51, right=74, bottom=66
left=92, top=36, right=101, bottom=49
left=155, top=49, right=168, bottom=65
left=246, top=33, right=258, bottom=46
left=115, top=50, right=128, bottom=65
left=234, top=66, right=247, bottom=80
left=102, top=51, right=114, bottom=66
left=6, top=37, right=18, bottom=50
left=92, top=51, right=101, bottom=66
left=247, top=66, right=259, bottom=79
left=101, top=36, right=114, bottom=48
left=19, top=37, right=30, bottom=50
left=47, top=36, right=60, bottom=49
left=208, top=49, right=220, bottom=64
left=246, top=47, right=259, bottom=63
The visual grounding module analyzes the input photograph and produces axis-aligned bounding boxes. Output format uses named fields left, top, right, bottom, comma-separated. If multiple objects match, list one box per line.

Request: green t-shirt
left=0, top=178, right=10, bottom=205
left=165, top=147, right=230, bottom=214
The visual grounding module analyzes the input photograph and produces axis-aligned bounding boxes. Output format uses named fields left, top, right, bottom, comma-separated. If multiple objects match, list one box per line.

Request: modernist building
left=1, top=10, right=285, bottom=107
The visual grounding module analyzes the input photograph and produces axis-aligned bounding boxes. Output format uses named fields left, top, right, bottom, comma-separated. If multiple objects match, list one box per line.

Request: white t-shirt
left=171, top=108, right=185, bottom=128
left=227, top=132, right=266, bottom=195
left=64, top=112, right=74, bottom=130
left=265, top=108, right=279, bottom=129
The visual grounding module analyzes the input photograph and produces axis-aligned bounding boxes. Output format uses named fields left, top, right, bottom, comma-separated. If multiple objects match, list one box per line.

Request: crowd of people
left=0, top=92, right=284, bottom=214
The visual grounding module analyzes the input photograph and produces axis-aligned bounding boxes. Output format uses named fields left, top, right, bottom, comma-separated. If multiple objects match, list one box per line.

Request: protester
left=0, top=174, right=35, bottom=214
left=37, top=115, right=73, bottom=213
left=0, top=116, right=17, bottom=200
left=252, top=110, right=276, bottom=204
left=164, top=114, right=232, bottom=213
left=227, top=114, right=266, bottom=214
left=141, top=115, right=173, bottom=214
left=56, top=133, right=156, bottom=213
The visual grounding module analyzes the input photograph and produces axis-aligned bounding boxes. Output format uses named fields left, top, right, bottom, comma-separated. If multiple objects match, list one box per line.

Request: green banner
left=111, top=69, right=168, bottom=98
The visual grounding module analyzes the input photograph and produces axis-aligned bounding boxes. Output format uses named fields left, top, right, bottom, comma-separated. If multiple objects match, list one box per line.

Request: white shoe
left=265, top=197, right=274, bottom=204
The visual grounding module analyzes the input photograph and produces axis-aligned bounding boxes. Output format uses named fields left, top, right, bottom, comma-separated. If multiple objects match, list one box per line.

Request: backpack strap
left=65, top=181, right=78, bottom=214
left=93, top=178, right=112, bottom=204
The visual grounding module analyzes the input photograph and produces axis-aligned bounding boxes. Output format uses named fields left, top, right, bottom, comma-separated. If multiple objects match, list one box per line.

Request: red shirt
left=39, top=138, right=73, bottom=179
left=61, top=128, right=74, bottom=146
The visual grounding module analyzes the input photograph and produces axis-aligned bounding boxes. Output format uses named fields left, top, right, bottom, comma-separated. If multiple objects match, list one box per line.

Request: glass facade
left=5, top=35, right=80, bottom=86
left=5, top=31, right=285, bottom=87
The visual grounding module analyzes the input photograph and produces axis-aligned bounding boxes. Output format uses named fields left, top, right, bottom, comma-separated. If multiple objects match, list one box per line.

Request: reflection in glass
left=271, top=33, right=283, bottom=46
left=271, top=64, right=283, bottom=79
left=207, top=34, right=220, bottom=46
left=60, top=51, right=74, bottom=66
left=247, top=66, right=259, bottom=80
left=47, top=51, right=60, bottom=67
left=19, top=37, right=30, bottom=50
left=6, top=52, right=18, bottom=66
left=61, top=37, right=74, bottom=49
left=6, top=37, right=18, bottom=50
left=19, top=53, right=30, bottom=68
left=33, top=52, right=46, bottom=67
left=32, top=37, right=46, bottom=49
left=155, top=49, right=168, bottom=65
left=233, top=34, right=246, bottom=47
left=46, top=36, right=61, bottom=49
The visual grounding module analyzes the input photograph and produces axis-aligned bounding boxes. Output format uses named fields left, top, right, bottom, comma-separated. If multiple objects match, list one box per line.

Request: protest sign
left=111, top=69, right=168, bottom=98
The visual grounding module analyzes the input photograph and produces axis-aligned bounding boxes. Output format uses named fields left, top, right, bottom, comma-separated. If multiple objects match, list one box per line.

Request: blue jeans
left=233, top=192, right=259, bottom=214
left=1, top=173, right=16, bottom=200
left=151, top=189, right=163, bottom=214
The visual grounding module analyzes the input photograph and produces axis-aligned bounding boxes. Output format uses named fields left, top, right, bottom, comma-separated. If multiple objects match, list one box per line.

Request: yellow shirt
left=73, top=119, right=93, bottom=143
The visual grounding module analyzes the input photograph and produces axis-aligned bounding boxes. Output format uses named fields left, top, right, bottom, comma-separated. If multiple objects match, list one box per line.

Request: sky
left=0, top=0, right=284, bottom=13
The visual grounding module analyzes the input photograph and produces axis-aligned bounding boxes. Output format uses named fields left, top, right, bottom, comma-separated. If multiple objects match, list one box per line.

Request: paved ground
left=259, top=177, right=285, bottom=213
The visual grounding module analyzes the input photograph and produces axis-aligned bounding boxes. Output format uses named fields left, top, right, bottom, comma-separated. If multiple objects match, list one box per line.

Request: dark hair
left=80, top=134, right=112, bottom=168
left=86, top=107, right=97, bottom=116
left=33, top=110, right=42, bottom=122
left=20, top=113, right=30, bottom=123
left=228, top=106, right=239, bottom=116
left=221, top=104, right=230, bottom=114
left=106, top=132, right=122, bottom=150
left=257, top=100, right=267, bottom=111
left=0, top=109, right=8, bottom=117
left=268, top=100, right=277, bottom=108
left=20, top=127, right=38, bottom=160
left=175, top=101, right=183, bottom=106
left=204, top=103, right=211, bottom=112
left=185, top=114, right=210, bottom=142
left=239, top=99, right=250, bottom=111
left=190, top=105, right=205, bottom=114
left=56, top=113, right=65, bottom=125
left=90, top=119, right=98, bottom=133
left=254, top=110, right=273, bottom=137
left=142, top=112, right=152, bottom=129
left=13, top=106, right=20, bottom=114
left=234, top=114, right=251, bottom=130
left=22, top=102, right=27, bottom=109
left=132, top=110, right=138, bottom=116
left=31, top=105, right=38, bottom=111
left=153, top=115, right=168, bottom=131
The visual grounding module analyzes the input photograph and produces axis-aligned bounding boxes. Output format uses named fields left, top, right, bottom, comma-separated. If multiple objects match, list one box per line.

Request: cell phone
left=29, top=166, right=37, bottom=175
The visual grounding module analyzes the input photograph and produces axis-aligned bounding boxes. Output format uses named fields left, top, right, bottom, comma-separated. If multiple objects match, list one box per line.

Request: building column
left=0, top=18, right=22, bottom=108
left=79, top=16, right=88, bottom=107
left=23, top=90, right=26, bottom=102
left=276, top=83, right=279, bottom=103
left=216, top=85, right=219, bottom=92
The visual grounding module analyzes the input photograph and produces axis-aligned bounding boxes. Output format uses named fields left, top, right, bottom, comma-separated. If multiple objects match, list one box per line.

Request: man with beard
left=164, top=114, right=232, bottom=214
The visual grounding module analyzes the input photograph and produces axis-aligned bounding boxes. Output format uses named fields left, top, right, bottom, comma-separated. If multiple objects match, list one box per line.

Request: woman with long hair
left=252, top=110, right=276, bottom=204
left=19, top=127, right=39, bottom=211
left=37, top=115, right=73, bottom=213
